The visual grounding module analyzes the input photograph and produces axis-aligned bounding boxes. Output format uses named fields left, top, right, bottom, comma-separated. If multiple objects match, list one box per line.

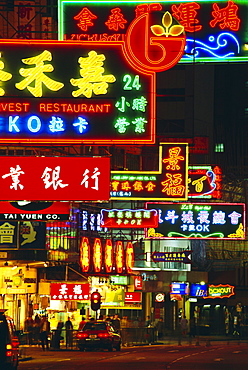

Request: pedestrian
left=78, top=316, right=86, bottom=331
left=25, top=316, right=34, bottom=345
left=111, top=314, right=121, bottom=332
left=65, top=317, right=73, bottom=349
left=53, top=320, right=64, bottom=349
left=145, top=315, right=151, bottom=327
left=33, top=314, right=41, bottom=344
left=180, top=316, right=188, bottom=336
left=40, top=316, right=50, bottom=351
left=156, top=317, right=164, bottom=339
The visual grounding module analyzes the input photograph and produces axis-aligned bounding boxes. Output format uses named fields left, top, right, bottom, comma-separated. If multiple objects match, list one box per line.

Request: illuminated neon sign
left=50, top=282, right=90, bottom=300
left=93, top=238, right=103, bottom=273
left=100, top=209, right=158, bottom=228
left=111, top=142, right=188, bottom=201
left=79, top=238, right=133, bottom=274
left=0, top=156, right=110, bottom=201
left=188, top=165, right=222, bottom=199
left=151, top=250, right=192, bottom=263
left=146, top=202, right=245, bottom=239
left=58, top=0, right=248, bottom=63
left=0, top=40, right=155, bottom=145
left=203, top=284, right=235, bottom=299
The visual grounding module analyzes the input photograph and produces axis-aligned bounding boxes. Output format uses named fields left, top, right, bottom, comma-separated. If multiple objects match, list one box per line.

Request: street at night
left=19, top=342, right=248, bottom=370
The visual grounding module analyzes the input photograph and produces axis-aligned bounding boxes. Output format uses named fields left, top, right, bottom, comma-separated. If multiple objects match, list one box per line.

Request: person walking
left=180, top=316, right=188, bottom=336
left=53, top=320, right=64, bottom=349
left=25, top=316, right=34, bottom=345
left=65, top=317, right=73, bottom=349
left=40, top=316, right=50, bottom=351
left=78, top=316, right=86, bottom=331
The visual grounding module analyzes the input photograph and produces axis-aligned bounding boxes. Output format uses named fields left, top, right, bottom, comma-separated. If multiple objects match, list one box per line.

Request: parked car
left=76, top=320, right=121, bottom=352
left=0, top=310, right=19, bottom=370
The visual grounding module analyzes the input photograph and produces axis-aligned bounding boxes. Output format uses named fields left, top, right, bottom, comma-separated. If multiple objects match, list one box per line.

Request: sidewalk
left=19, top=335, right=248, bottom=362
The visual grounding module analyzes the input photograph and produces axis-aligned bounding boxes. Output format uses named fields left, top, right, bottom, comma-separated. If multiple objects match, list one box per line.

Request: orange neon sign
left=93, top=238, right=103, bottom=273
left=79, top=237, right=90, bottom=273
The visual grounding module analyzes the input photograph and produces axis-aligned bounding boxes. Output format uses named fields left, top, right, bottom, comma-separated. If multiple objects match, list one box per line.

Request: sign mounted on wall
left=203, top=284, right=235, bottom=299
left=146, top=202, right=245, bottom=239
left=0, top=40, right=156, bottom=145
left=100, top=208, right=158, bottom=228
left=0, top=156, right=110, bottom=201
left=58, top=0, right=248, bottom=63
left=0, top=9, right=185, bottom=145
left=111, top=142, right=188, bottom=201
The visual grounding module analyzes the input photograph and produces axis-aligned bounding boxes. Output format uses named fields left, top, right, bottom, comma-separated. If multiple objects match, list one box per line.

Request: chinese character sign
left=111, top=142, right=188, bottom=201
left=100, top=208, right=158, bottom=228
left=0, top=156, right=110, bottom=201
left=146, top=202, right=245, bottom=239
left=0, top=40, right=155, bottom=145
left=59, top=0, right=248, bottom=63
left=50, top=283, right=90, bottom=300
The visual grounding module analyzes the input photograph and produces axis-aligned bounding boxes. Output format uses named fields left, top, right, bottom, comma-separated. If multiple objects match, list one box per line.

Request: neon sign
left=104, top=239, right=114, bottom=273
left=59, top=0, right=248, bottom=63
left=93, top=238, right=103, bottom=273
left=0, top=156, right=110, bottom=201
left=50, top=282, right=90, bottom=300
left=79, top=237, right=91, bottom=273
left=203, top=284, right=235, bottom=299
left=151, top=250, right=192, bottom=263
left=146, top=202, right=245, bottom=239
left=188, top=165, right=222, bottom=199
left=0, top=40, right=155, bottom=145
left=79, top=238, right=133, bottom=275
left=100, top=208, right=158, bottom=228
left=111, top=142, right=188, bottom=201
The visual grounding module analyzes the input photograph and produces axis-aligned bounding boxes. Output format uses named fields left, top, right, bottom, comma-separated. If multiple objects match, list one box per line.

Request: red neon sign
left=0, top=156, right=110, bottom=201
left=115, top=241, right=124, bottom=274
left=79, top=237, right=90, bottom=273
left=93, top=238, right=103, bottom=273
left=104, top=239, right=114, bottom=274
left=125, top=292, right=142, bottom=303
left=126, top=242, right=134, bottom=274
left=50, top=282, right=90, bottom=300
left=203, top=284, right=235, bottom=299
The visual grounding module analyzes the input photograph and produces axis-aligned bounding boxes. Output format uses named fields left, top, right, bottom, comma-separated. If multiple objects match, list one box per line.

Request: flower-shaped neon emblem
left=151, top=11, right=184, bottom=37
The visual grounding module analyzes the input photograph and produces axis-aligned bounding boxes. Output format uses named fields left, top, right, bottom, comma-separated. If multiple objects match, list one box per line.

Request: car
left=0, top=310, right=19, bottom=370
left=76, top=320, right=121, bottom=352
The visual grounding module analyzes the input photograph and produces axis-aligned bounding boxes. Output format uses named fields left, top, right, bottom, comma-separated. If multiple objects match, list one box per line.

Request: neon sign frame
left=145, top=202, right=246, bottom=239
left=58, top=0, right=248, bottom=63
left=0, top=39, right=156, bottom=145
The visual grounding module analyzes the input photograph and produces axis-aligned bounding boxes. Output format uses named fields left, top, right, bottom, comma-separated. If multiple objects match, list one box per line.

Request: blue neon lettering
left=9, top=116, right=20, bottom=132
left=27, top=115, right=41, bottom=132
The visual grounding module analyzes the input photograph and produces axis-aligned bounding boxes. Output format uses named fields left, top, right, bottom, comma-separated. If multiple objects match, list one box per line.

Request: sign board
left=125, top=292, right=142, bottom=303
left=50, top=282, right=90, bottom=300
left=190, top=283, right=207, bottom=297
left=151, top=250, right=192, bottom=263
left=0, top=202, right=70, bottom=221
left=146, top=202, right=245, bottom=239
left=0, top=39, right=155, bottom=145
left=203, top=284, right=235, bottom=299
left=58, top=0, right=248, bottom=63
left=0, top=156, right=110, bottom=201
left=188, top=165, right=222, bottom=199
left=100, top=208, right=158, bottom=228
left=170, top=282, right=189, bottom=295
left=111, top=142, right=189, bottom=201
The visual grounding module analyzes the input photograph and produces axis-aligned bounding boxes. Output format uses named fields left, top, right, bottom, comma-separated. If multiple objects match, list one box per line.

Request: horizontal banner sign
left=0, top=156, right=110, bottom=201
left=59, top=0, right=248, bottom=63
left=50, top=282, right=90, bottom=300
left=146, top=202, right=245, bottom=239
left=100, top=208, right=158, bottom=228
left=0, top=202, right=70, bottom=221
left=0, top=40, right=155, bottom=145
left=151, top=251, right=192, bottom=263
